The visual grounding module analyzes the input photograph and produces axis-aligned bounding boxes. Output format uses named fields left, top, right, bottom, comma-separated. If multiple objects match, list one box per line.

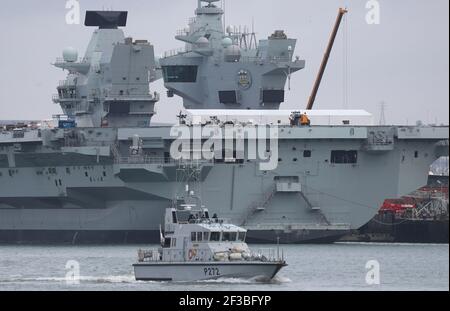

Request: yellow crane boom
left=306, top=8, right=348, bottom=110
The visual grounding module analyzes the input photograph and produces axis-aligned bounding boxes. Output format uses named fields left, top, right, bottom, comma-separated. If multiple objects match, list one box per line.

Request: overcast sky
left=0, top=0, right=448, bottom=125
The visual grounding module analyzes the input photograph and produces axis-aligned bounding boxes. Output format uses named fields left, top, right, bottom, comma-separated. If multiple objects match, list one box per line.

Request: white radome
left=195, top=37, right=210, bottom=48
left=63, top=47, right=78, bottom=63
left=224, top=45, right=241, bottom=62
left=221, top=37, right=233, bottom=48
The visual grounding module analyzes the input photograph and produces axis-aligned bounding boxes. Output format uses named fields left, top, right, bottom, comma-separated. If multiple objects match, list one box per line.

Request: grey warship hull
left=1, top=125, right=447, bottom=244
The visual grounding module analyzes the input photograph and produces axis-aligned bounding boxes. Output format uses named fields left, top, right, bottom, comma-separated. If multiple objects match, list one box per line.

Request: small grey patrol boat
left=133, top=201, right=287, bottom=282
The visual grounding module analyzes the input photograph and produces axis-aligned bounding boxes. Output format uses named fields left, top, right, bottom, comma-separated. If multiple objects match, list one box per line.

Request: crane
left=306, top=8, right=348, bottom=110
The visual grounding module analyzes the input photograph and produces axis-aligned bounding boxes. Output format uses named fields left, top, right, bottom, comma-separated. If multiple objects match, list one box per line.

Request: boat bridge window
left=197, top=232, right=203, bottom=242
left=109, top=102, right=130, bottom=114
left=164, top=237, right=171, bottom=248
left=172, top=211, right=178, bottom=224
left=229, top=232, right=237, bottom=241
left=191, top=232, right=196, bottom=242
left=162, top=66, right=198, bottom=83
left=210, top=232, right=221, bottom=242
left=219, top=91, right=238, bottom=104
left=238, top=232, right=246, bottom=241
left=222, top=232, right=238, bottom=242
left=222, top=232, right=231, bottom=242
left=331, top=150, right=358, bottom=164
left=203, top=232, right=209, bottom=241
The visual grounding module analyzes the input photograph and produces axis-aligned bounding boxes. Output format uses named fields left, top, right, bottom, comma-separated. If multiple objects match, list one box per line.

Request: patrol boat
left=133, top=194, right=286, bottom=281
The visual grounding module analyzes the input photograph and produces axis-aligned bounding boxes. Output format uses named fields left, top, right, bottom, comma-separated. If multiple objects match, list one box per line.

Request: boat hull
left=133, top=261, right=286, bottom=282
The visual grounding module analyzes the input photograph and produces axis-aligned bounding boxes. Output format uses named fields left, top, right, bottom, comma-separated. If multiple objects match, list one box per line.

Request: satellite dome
left=224, top=45, right=241, bottom=62
left=63, top=47, right=78, bottom=63
left=196, top=37, right=210, bottom=48
left=221, top=37, right=233, bottom=48
left=226, top=25, right=235, bottom=34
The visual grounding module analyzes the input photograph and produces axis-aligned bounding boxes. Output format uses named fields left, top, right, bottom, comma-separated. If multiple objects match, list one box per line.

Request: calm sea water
left=0, top=243, right=448, bottom=291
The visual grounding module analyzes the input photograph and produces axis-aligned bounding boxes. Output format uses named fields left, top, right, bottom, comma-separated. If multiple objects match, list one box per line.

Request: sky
left=0, top=0, right=448, bottom=125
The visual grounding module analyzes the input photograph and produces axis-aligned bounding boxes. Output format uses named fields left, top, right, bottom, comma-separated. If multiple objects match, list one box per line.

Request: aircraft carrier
left=0, top=1, right=448, bottom=244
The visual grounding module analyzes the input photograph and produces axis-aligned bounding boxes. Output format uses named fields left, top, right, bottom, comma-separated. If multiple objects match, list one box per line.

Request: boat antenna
left=379, top=101, right=387, bottom=125
left=222, top=0, right=226, bottom=33
left=277, top=236, right=280, bottom=260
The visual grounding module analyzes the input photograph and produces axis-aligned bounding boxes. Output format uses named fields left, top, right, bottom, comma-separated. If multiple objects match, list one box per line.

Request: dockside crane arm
left=306, top=8, right=348, bottom=110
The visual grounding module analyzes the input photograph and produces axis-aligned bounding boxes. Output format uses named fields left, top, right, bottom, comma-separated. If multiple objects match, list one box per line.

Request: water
left=0, top=243, right=448, bottom=291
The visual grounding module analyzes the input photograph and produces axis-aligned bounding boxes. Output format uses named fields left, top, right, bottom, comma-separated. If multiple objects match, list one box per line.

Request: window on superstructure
left=210, top=232, right=220, bottom=242
left=164, top=238, right=171, bottom=248
left=229, top=232, right=237, bottom=241
left=203, top=232, right=209, bottom=241
left=172, top=211, right=178, bottom=224
left=191, top=232, right=196, bottom=242
left=222, top=232, right=232, bottom=242
left=331, top=150, right=358, bottom=164
left=162, top=66, right=198, bottom=83
left=197, top=232, right=203, bottom=242
left=238, top=232, right=246, bottom=242
left=109, top=102, right=130, bottom=114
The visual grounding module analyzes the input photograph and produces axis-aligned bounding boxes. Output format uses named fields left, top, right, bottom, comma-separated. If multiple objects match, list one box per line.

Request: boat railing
left=239, top=56, right=293, bottom=63
left=163, top=47, right=192, bottom=58
left=137, top=248, right=161, bottom=262
left=116, top=156, right=214, bottom=166
left=179, top=217, right=231, bottom=225
left=116, top=156, right=176, bottom=165
left=54, top=57, right=90, bottom=64
left=249, top=247, right=285, bottom=263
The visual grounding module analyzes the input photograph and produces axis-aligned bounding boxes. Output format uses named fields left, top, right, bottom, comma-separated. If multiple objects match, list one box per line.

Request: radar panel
left=84, top=11, right=128, bottom=29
